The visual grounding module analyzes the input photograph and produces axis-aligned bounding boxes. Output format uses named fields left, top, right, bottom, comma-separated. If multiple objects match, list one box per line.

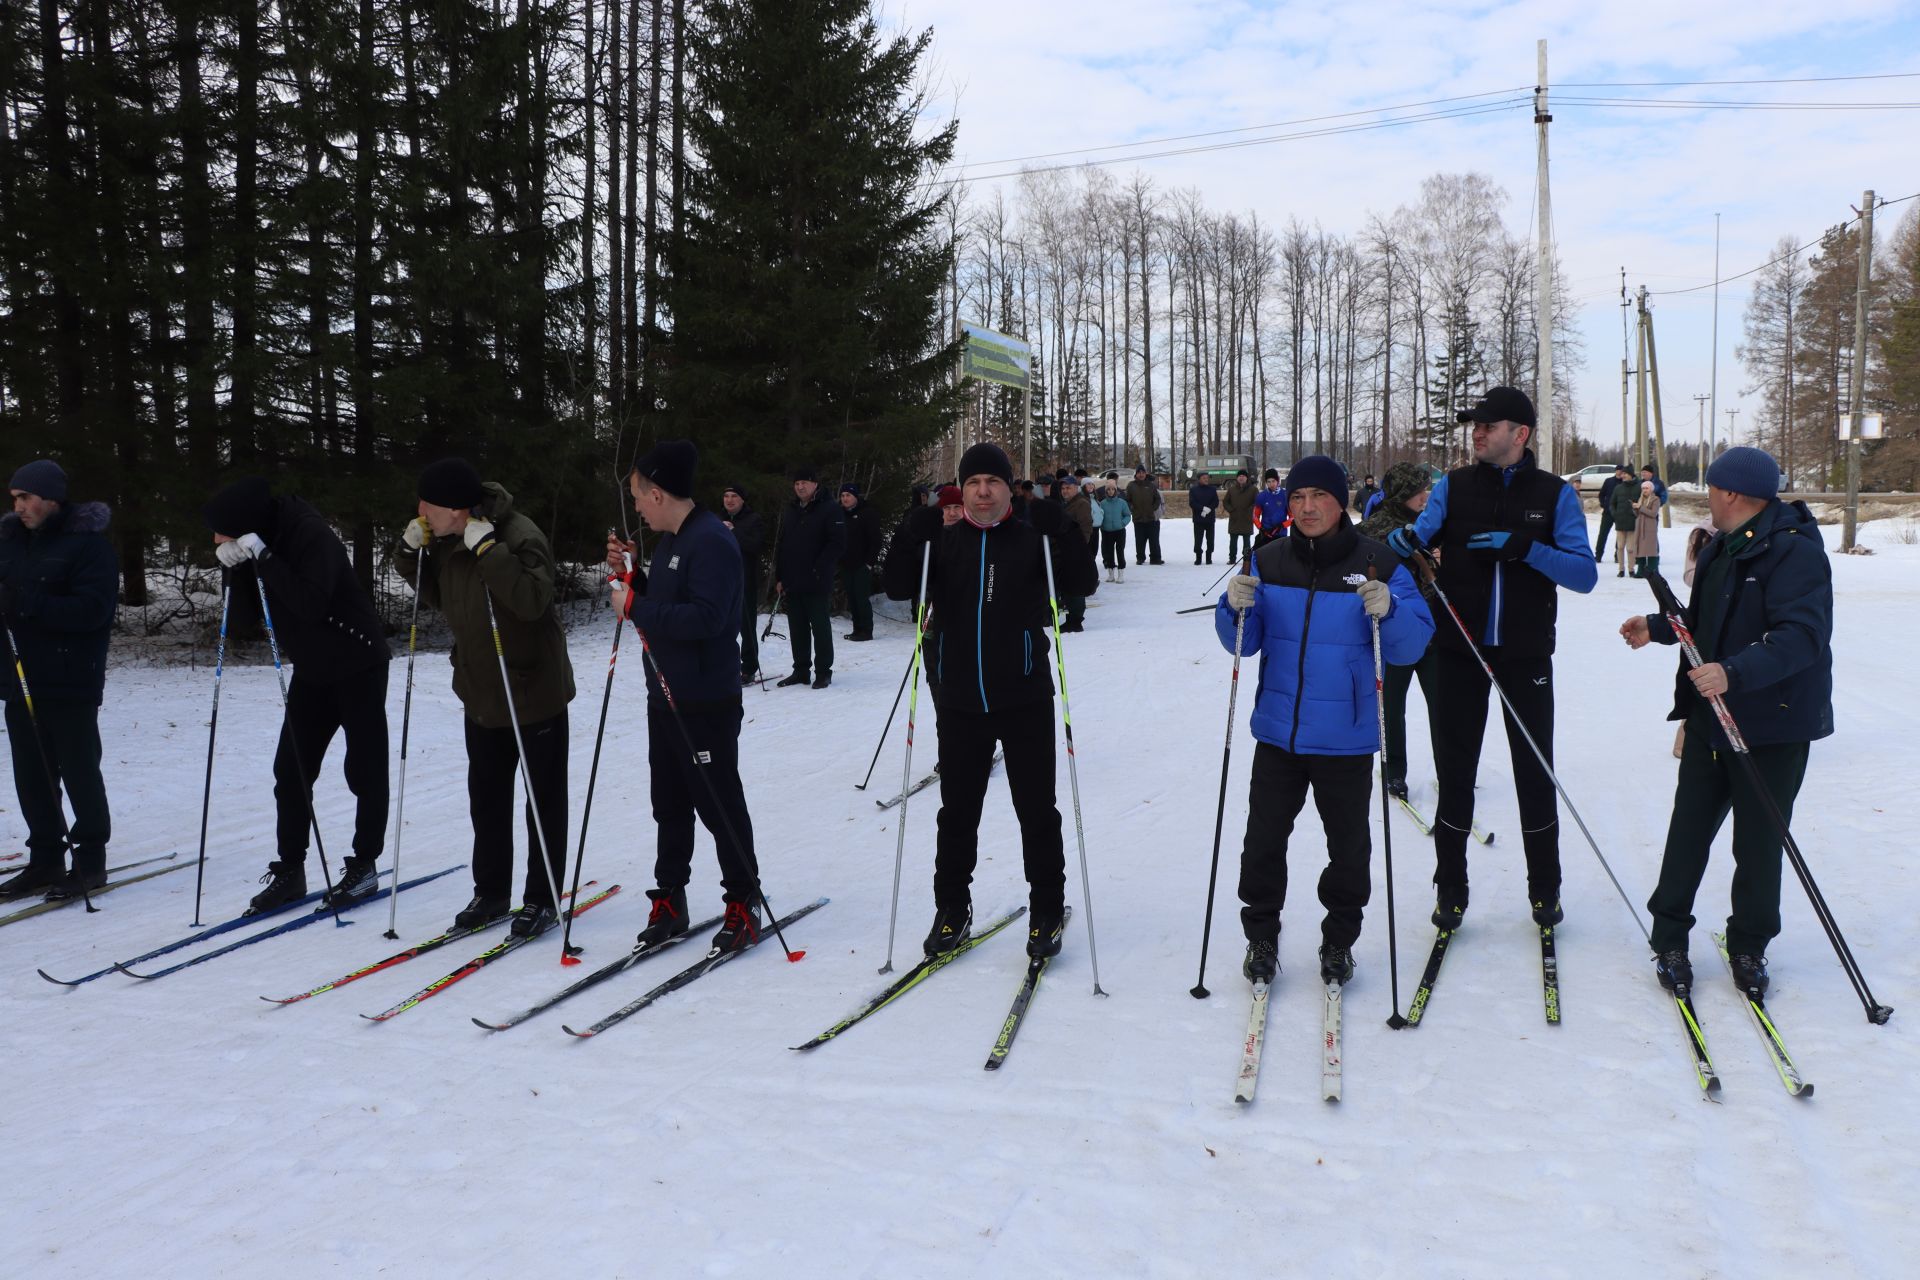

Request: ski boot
left=1027, top=909, right=1065, bottom=959
left=776, top=672, right=810, bottom=688
left=1431, top=883, right=1468, bottom=931
left=922, top=902, right=972, bottom=957
left=246, top=861, right=308, bottom=915
left=1530, top=898, right=1564, bottom=927
left=637, top=887, right=690, bottom=948
left=1654, top=950, right=1693, bottom=994
left=1730, top=951, right=1770, bottom=998
left=510, top=901, right=559, bottom=939
left=712, top=899, right=761, bottom=953
left=1243, top=938, right=1278, bottom=985
left=321, top=856, right=381, bottom=909
left=1, top=860, right=63, bottom=901
left=453, top=894, right=511, bottom=931
left=1384, top=776, right=1409, bottom=803
left=1318, top=945, right=1356, bottom=986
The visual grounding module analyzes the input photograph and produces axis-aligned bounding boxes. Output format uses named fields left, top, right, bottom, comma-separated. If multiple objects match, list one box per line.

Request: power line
left=1647, top=192, right=1919, bottom=297
left=1557, top=71, right=1920, bottom=88
left=1559, top=96, right=1920, bottom=111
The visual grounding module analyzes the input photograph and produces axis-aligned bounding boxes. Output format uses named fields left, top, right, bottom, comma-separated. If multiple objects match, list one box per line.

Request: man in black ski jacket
left=203, top=477, right=393, bottom=914
left=721, top=484, right=767, bottom=683
left=883, top=442, right=1096, bottom=961
left=1188, top=475, right=1219, bottom=564
left=611, top=441, right=767, bottom=956
left=0, top=460, right=118, bottom=902
left=839, top=482, right=880, bottom=642
left=775, top=467, right=846, bottom=689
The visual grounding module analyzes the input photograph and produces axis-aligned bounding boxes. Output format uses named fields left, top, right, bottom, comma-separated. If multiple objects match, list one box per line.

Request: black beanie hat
left=958, top=442, right=1014, bottom=486
left=634, top=439, right=698, bottom=499
left=790, top=465, right=818, bottom=483
left=1264, top=468, right=1280, bottom=482
left=8, top=458, right=68, bottom=503
left=418, top=457, right=486, bottom=509
left=1283, top=455, right=1349, bottom=510
left=203, top=476, right=276, bottom=538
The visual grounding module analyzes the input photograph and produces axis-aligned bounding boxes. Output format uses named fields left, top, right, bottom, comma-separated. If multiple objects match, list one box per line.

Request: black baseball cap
left=1456, top=386, right=1536, bottom=429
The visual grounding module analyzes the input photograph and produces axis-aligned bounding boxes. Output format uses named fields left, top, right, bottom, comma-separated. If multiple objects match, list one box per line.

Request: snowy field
left=5, top=510, right=1917, bottom=1279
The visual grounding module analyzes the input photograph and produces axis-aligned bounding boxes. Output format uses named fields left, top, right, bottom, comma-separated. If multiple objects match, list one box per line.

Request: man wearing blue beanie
left=1385, top=386, right=1598, bottom=932
left=1619, top=445, right=1831, bottom=999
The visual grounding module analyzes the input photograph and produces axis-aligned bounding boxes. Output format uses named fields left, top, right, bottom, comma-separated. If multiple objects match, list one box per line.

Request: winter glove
left=1358, top=578, right=1391, bottom=620
left=1200, top=507, right=1213, bottom=518
left=1226, top=574, right=1260, bottom=611
left=609, top=576, right=634, bottom=620
left=462, top=517, right=498, bottom=556
left=1030, top=499, right=1066, bottom=537
left=402, top=517, right=431, bottom=551
left=1385, top=526, right=1422, bottom=560
left=906, top=503, right=943, bottom=542
left=215, top=533, right=269, bottom=568
left=1467, top=530, right=1531, bottom=562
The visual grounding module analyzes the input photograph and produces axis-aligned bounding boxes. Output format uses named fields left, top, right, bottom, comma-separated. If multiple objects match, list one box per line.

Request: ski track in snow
left=4, top=514, right=1916, bottom=1277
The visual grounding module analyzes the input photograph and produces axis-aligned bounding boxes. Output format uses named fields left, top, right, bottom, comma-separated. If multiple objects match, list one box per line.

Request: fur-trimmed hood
left=0, top=500, right=112, bottom=541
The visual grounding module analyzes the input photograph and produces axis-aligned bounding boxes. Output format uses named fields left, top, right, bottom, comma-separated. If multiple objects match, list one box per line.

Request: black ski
left=472, top=912, right=723, bottom=1031
left=1672, top=990, right=1722, bottom=1097
left=1713, top=931, right=1812, bottom=1097
left=983, top=907, right=1070, bottom=1071
left=876, top=750, right=1001, bottom=810
left=792, top=907, right=1026, bottom=1050
left=563, top=898, right=829, bottom=1038
left=1540, top=925, right=1561, bottom=1025
left=1401, top=928, right=1454, bottom=1027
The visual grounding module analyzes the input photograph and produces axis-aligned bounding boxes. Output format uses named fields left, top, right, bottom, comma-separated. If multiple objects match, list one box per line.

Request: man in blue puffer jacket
left=1619, top=446, right=1832, bottom=999
left=1216, top=456, right=1433, bottom=988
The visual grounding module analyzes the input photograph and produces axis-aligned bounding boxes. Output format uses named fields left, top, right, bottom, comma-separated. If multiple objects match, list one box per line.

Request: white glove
left=402, top=517, right=431, bottom=550
left=1227, top=574, right=1260, bottom=611
left=462, top=517, right=497, bottom=554
left=216, top=533, right=268, bottom=567
left=1358, top=578, right=1391, bottom=620
left=1201, top=507, right=1213, bottom=518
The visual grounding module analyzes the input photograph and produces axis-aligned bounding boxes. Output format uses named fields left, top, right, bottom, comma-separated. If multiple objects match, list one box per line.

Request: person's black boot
left=776, top=672, right=809, bottom=688
left=637, top=887, right=690, bottom=948
left=510, top=901, right=559, bottom=939
left=811, top=673, right=832, bottom=689
left=1026, top=909, right=1065, bottom=959
left=922, top=902, right=972, bottom=957
left=1243, top=938, right=1278, bottom=984
left=1531, top=898, right=1564, bottom=927
left=1654, top=950, right=1694, bottom=994
left=453, top=894, right=512, bottom=931
left=321, top=856, right=381, bottom=909
left=1385, top=777, right=1409, bottom=802
left=1318, top=945, right=1356, bottom=986
left=44, top=866, right=109, bottom=901
left=712, top=899, right=762, bottom=952
left=1730, top=951, right=1770, bottom=998
left=1432, top=883, right=1468, bottom=931
left=0, top=859, right=62, bottom=901
left=246, top=861, right=309, bottom=915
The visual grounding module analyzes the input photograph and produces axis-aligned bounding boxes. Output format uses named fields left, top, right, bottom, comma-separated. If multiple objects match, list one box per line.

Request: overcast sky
left=880, top=0, right=1920, bottom=459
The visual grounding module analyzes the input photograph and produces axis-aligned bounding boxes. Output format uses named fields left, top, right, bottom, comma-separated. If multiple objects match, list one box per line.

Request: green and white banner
left=961, top=323, right=1030, bottom=390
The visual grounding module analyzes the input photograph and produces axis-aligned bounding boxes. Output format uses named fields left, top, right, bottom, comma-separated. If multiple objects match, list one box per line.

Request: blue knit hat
left=1283, top=454, right=1349, bottom=510
left=8, top=458, right=67, bottom=503
left=1705, top=446, right=1780, bottom=501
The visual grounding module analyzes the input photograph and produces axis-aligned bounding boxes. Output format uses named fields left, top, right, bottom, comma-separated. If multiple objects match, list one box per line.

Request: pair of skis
left=874, top=750, right=1002, bottom=811
left=1400, top=921, right=1557, bottom=1029
left=792, top=906, right=1065, bottom=1070
left=1671, top=932, right=1812, bottom=1099
left=1, top=853, right=188, bottom=929
left=1232, top=973, right=1344, bottom=1104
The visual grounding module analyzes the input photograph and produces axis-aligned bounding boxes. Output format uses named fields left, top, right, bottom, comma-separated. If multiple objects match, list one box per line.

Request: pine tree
left=660, top=0, right=961, bottom=501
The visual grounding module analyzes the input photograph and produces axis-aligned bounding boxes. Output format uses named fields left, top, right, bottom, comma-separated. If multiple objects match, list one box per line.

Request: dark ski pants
left=1649, top=729, right=1809, bottom=957
left=785, top=590, right=833, bottom=679
left=5, top=697, right=110, bottom=876
left=1429, top=646, right=1561, bottom=905
left=274, top=662, right=390, bottom=867
left=1100, top=530, right=1126, bottom=569
left=464, top=709, right=568, bottom=907
left=1134, top=519, right=1162, bottom=564
left=1227, top=531, right=1252, bottom=563
left=1191, top=517, right=1215, bottom=561
left=843, top=565, right=874, bottom=636
left=648, top=699, right=761, bottom=903
left=1237, top=742, right=1374, bottom=948
left=1593, top=511, right=1615, bottom=560
left=1382, top=650, right=1438, bottom=786
left=739, top=572, right=761, bottom=678
left=933, top=700, right=1066, bottom=915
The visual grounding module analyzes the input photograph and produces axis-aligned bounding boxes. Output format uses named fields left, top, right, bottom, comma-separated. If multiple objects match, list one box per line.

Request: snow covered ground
left=5, top=510, right=1917, bottom=1278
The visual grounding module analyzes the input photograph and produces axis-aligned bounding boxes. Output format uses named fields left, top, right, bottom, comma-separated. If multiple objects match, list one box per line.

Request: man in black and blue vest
left=1387, top=387, right=1597, bottom=929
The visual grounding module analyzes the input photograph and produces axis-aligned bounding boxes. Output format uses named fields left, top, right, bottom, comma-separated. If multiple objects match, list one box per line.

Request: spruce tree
left=660, top=0, right=962, bottom=500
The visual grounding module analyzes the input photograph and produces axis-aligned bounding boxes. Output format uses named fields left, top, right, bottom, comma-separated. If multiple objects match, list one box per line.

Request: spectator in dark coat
left=1221, top=470, right=1257, bottom=562
left=839, top=483, right=880, bottom=642
left=0, top=460, right=118, bottom=902
left=1188, top=476, right=1219, bottom=565
left=1594, top=464, right=1631, bottom=560
left=721, top=484, right=767, bottom=682
left=775, top=468, right=846, bottom=689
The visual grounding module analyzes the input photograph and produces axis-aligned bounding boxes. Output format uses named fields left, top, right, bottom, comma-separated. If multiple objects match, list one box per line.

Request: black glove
left=906, top=503, right=943, bottom=542
left=1467, top=530, right=1532, bottom=562
left=1030, top=500, right=1066, bottom=537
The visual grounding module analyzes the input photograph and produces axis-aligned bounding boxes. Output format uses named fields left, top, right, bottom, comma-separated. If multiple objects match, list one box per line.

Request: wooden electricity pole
left=1533, top=40, right=1555, bottom=471
left=1843, top=190, right=1876, bottom=552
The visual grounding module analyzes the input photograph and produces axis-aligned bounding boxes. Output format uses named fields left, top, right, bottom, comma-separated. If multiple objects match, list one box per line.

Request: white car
left=1561, top=464, right=1618, bottom=492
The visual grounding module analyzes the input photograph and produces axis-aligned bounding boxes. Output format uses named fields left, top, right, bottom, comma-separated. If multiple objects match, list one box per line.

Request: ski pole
left=1201, top=557, right=1238, bottom=597
left=627, top=616, right=806, bottom=964
left=879, top=541, right=931, bottom=974
left=561, top=549, right=632, bottom=963
left=1191, top=551, right=1251, bottom=999
left=855, top=645, right=916, bottom=791
left=1407, top=550, right=1651, bottom=945
left=1372, top=604, right=1407, bottom=1029
left=385, top=553, right=424, bottom=940
left=761, top=584, right=785, bottom=643
left=1041, top=535, right=1106, bottom=996
left=1645, top=569, right=1892, bottom=1024
left=3, top=621, right=95, bottom=912
left=480, top=587, right=570, bottom=960
left=254, top=574, right=346, bottom=926
left=191, top=577, right=231, bottom=925
left=1174, top=603, right=1215, bottom=616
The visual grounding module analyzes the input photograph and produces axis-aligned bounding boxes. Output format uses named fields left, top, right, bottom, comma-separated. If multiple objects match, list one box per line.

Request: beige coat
left=1632, top=489, right=1662, bottom=557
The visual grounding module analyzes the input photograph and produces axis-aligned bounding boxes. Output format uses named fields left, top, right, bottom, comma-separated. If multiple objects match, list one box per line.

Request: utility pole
left=1843, top=190, right=1876, bottom=552
left=1726, top=407, right=1740, bottom=451
left=1710, top=213, right=1721, bottom=463
left=1533, top=40, right=1555, bottom=471
left=1620, top=269, right=1632, bottom=461
left=1693, top=393, right=1710, bottom=482
left=1640, top=287, right=1672, bottom=527
left=1634, top=291, right=1650, bottom=472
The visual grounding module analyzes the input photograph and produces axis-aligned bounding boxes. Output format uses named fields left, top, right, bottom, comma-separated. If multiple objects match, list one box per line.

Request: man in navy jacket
left=1619, top=447, right=1832, bottom=998
left=1218, top=456, right=1433, bottom=987
left=612, top=440, right=765, bottom=956
left=1188, top=475, right=1219, bottom=565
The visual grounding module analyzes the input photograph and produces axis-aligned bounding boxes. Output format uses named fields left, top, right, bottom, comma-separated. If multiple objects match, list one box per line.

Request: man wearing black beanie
left=202, top=477, right=393, bottom=914
left=398, top=459, right=576, bottom=936
left=606, top=441, right=771, bottom=954
left=882, top=441, right=1098, bottom=960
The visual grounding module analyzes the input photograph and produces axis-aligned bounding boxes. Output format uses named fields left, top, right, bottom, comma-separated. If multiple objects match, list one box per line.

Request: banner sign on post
left=961, top=323, right=1030, bottom=391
